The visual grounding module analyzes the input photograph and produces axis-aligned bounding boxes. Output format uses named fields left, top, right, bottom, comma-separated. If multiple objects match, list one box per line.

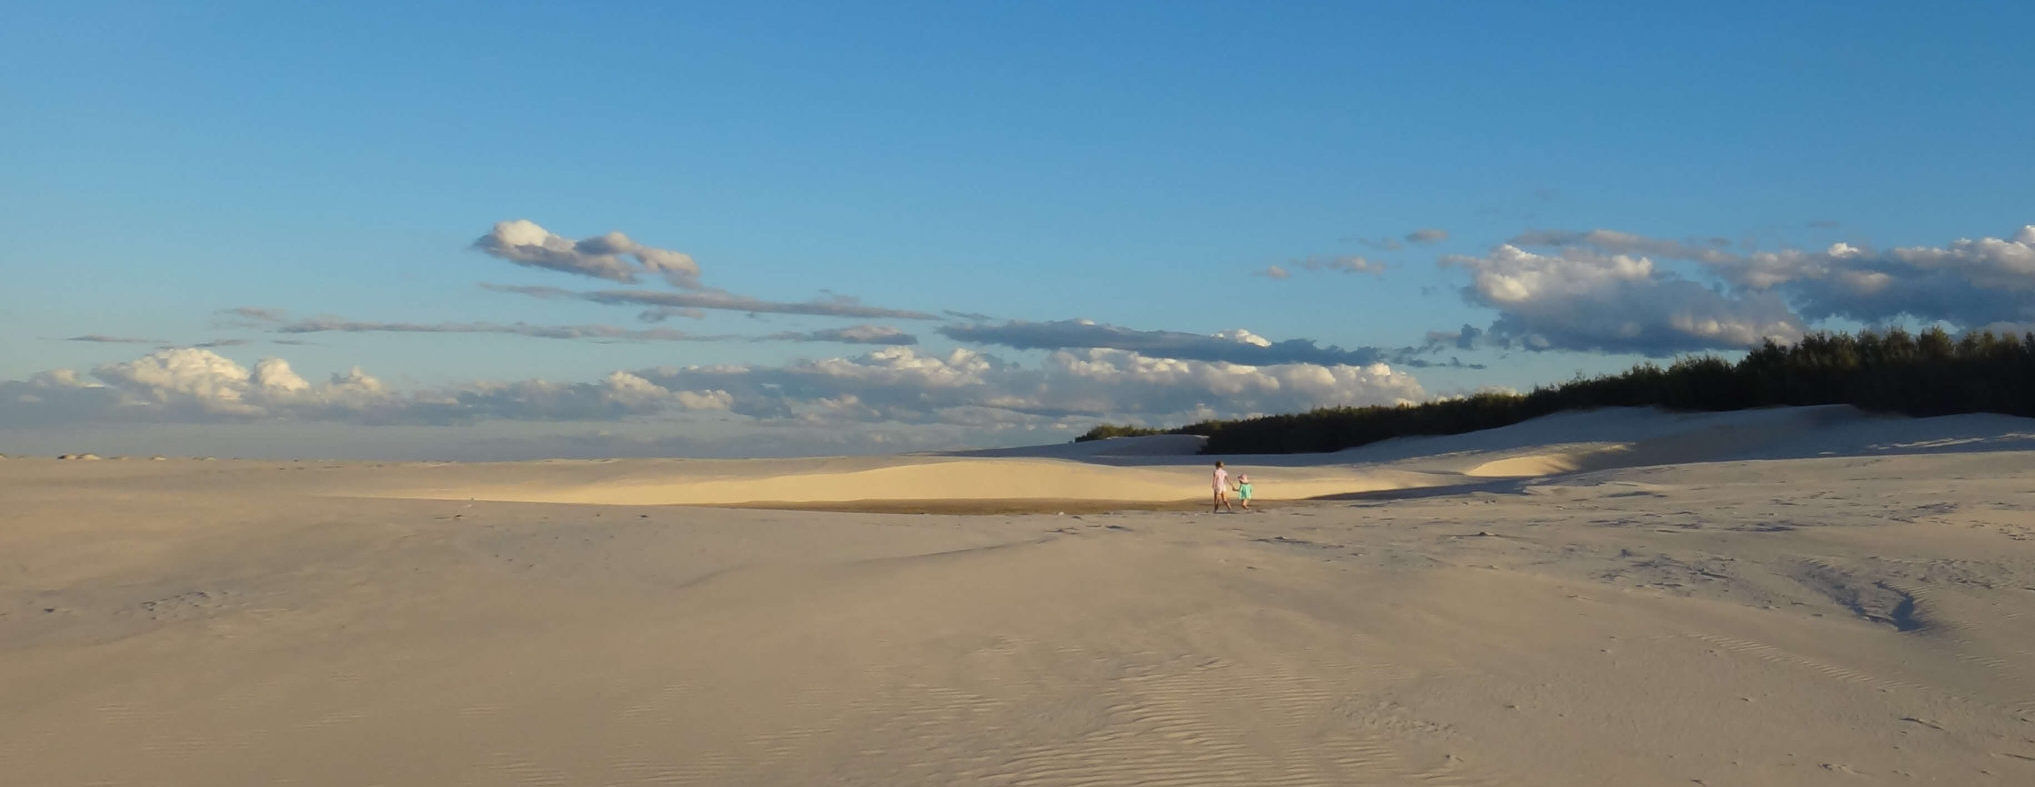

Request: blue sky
left=5, top=2, right=2034, bottom=457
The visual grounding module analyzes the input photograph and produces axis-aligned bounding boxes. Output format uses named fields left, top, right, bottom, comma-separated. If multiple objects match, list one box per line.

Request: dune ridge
left=364, top=405, right=2035, bottom=510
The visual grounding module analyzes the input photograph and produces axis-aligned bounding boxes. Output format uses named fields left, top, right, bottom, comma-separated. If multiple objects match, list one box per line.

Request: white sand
left=5, top=405, right=2035, bottom=784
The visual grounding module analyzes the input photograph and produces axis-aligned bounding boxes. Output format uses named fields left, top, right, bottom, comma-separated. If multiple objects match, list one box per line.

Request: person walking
left=1212, top=461, right=1234, bottom=513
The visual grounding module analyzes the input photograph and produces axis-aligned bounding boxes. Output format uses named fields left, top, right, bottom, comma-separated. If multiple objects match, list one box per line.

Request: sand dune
left=362, top=405, right=2035, bottom=510
left=6, top=405, right=2035, bottom=784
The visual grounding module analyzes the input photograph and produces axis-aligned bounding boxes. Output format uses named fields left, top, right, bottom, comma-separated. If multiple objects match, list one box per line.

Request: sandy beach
left=6, top=405, right=2035, bottom=785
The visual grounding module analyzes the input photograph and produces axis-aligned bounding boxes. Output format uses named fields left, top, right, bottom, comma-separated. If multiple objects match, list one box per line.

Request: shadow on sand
left=1308, top=478, right=1536, bottom=503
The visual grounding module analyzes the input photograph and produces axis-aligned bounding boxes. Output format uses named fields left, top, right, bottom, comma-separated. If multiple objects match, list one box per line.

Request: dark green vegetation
left=1078, top=328, right=2035, bottom=454
left=1072, top=424, right=1172, bottom=441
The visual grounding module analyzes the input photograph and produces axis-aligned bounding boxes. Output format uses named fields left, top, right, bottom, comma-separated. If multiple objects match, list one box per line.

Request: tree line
left=1077, top=327, right=2035, bottom=454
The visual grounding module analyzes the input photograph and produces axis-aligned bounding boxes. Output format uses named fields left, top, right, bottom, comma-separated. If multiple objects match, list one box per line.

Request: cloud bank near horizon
left=2, top=346, right=1426, bottom=435
left=0, top=348, right=735, bottom=428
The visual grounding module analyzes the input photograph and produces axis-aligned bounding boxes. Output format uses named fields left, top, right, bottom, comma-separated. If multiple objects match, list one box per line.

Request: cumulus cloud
left=938, top=319, right=1442, bottom=367
left=90, top=349, right=265, bottom=417
left=1739, top=228, right=2035, bottom=326
left=483, top=283, right=939, bottom=320
left=1405, top=228, right=1449, bottom=245
left=1442, top=245, right=1804, bottom=355
left=1038, top=349, right=1423, bottom=420
left=0, top=348, right=734, bottom=427
left=4, top=346, right=1427, bottom=434
left=223, top=309, right=917, bottom=346
left=474, top=219, right=702, bottom=289
left=1508, top=223, right=2035, bottom=331
left=636, top=346, right=1427, bottom=427
left=17, top=349, right=395, bottom=422
left=439, top=372, right=733, bottom=422
left=1256, top=265, right=1291, bottom=279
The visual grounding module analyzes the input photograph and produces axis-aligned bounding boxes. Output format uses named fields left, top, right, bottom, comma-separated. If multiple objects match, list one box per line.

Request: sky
left=5, top=1, right=2034, bottom=458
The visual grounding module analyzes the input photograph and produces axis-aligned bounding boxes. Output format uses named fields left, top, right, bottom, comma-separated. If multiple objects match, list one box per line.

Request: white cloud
left=1212, top=329, right=1274, bottom=348
left=1509, top=223, right=2035, bottom=330
left=0, top=349, right=733, bottom=427
left=95, top=348, right=271, bottom=416
left=6, top=345, right=1424, bottom=435
left=638, top=345, right=1426, bottom=427
left=251, top=357, right=310, bottom=394
left=1442, top=244, right=1804, bottom=354
left=30, top=368, right=91, bottom=389
left=1041, top=349, right=1424, bottom=419
left=938, top=319, right=1442, bottom=366
left=444, top=374, right=732, bottom=422
left=1758, top=228, right=2035, bottom=325
left=473, top=219, right=702, bottom=289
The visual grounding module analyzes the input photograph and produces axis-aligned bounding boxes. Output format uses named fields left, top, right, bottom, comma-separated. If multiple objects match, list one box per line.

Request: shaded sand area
left=5, top=406, right=2035, bottom=784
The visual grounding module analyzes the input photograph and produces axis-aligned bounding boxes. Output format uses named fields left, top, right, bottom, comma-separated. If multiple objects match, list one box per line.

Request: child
left=1212, top=461, right=1233, bottom=513
left=1234, top=473, right=1253, bottom=511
